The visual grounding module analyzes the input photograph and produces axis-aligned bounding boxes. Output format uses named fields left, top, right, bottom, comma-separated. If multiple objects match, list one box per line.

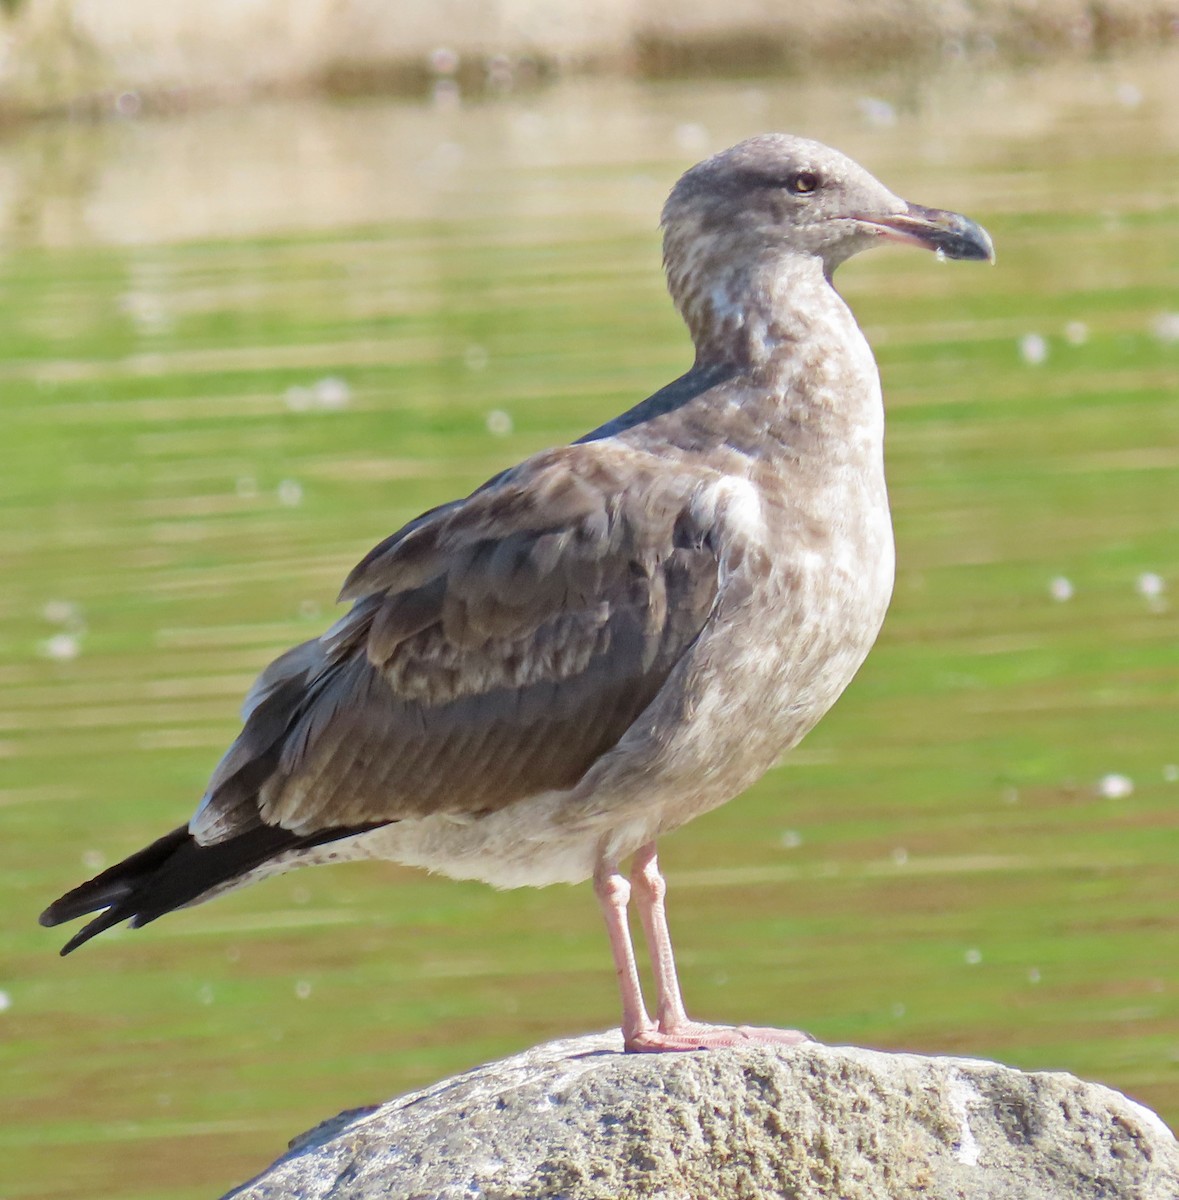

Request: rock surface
left=223, top=1032, right=1179, bottom=1199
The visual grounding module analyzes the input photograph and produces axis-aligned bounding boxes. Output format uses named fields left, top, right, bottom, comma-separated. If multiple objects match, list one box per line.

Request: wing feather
left=190, top=443, right=724, bottom=844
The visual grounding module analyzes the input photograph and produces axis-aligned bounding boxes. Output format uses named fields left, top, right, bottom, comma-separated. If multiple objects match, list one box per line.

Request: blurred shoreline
left=2, top=42, right=1177, bottom=253
left=1, top=0, right=1178, bottom=121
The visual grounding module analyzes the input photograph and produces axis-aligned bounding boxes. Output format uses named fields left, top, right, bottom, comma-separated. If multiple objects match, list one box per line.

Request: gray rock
left=223, top=1032, right=1179, bottom=1200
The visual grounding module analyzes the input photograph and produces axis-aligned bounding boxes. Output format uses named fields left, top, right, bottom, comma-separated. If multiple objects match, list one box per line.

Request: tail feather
left=40, top=820, right=384, bottom=956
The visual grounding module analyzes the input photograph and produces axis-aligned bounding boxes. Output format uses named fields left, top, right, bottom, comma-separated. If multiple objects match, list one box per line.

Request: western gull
left=41, top=135, right=994, bottom=1052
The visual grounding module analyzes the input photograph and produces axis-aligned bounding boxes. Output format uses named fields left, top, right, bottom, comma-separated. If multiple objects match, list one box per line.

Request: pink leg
left=592, top=860, right=654, bottom=1045
left=623, top=842, right=812, bottom=1053
left=629, top=843, right=689, bottom=1032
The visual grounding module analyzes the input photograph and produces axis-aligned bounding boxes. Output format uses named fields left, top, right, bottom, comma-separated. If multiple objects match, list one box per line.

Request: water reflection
left=2, top=45, right=1177, bottom=1200
left=0, top=49, right=1177, bottom=249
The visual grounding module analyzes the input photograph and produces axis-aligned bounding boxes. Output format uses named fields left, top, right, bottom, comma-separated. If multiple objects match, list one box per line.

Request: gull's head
left=662, top=134, right=994, bottom=358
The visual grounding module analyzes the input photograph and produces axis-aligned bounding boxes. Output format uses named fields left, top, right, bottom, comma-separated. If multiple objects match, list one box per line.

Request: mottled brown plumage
left=240, top=446, right=722, bottom=833
left=42, top=135, right=993, bottom=1050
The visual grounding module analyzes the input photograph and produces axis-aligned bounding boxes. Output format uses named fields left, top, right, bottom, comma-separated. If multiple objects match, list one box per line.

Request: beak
left=856, top=202, right=995, bottom=263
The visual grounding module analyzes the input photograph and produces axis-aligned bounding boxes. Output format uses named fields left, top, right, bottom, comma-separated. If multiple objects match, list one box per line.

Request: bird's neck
left=666, top=254, right=884, bottom=463
left=681, top=253, right=838, bottom=372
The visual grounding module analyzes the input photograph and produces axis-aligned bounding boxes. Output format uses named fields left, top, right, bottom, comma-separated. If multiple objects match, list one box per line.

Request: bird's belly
left=350, top=792, right=626, bottom=888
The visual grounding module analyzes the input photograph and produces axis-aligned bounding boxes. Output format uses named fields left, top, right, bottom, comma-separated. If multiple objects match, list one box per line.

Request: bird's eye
left=787, top=171, right=820, bottom=196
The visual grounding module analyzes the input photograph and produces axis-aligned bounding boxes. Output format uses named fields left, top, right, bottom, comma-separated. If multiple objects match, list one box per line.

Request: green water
left=3, top=50, right=1178, bottom=1200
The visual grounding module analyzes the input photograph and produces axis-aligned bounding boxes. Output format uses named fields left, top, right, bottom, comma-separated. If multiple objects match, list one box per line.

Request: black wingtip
left=39, top=824, right=191, bottom=954
left=57, top=907, right=128, bottom=956
left=42, top=820, right=388, bottom=956
left=40, top=884, right=129, bottom=932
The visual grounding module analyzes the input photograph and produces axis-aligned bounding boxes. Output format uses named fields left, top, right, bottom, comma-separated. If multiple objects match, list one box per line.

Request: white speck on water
left=429, top=46, right=459, bottom=75
left=1002, top=786, right=1019, bottom=806
left=464, top=344, right=489, bottom=371
left=857, top=96, right=897, bottom=127
left=1163, top=765, right=1179, bottom=783
left=277, top=479, right=303, bottom=507
left=780, top=829, right=803, bottom=850
left=0, top=990, right=11, bottom=1013
left=81, top=849, right=105, bottom=871
left=42, top=599, right=81, bottom=626
left=41, top=633, right=80, bottom=661
left=314, top=376, right=351, bottom=409
left=1049, top=576, right=1074, bottom=602
left=295, top=980, right=312, bottom=1000
left=287, top=377, right=351, bottom=411
left=891, top=1001, right=906, bottom=1018
left=674, top=123, right=710, bottom=153
left=934, top=247, right=947, bottom=263
left=292, top=885, right=311, bottom=905
left=1114, top=82, right=1143, bottom=109
left=157, top=1092, right=173, bottom=1108
left=486, top=409, right=513, bottom=436
left=119, top=292, right=172, bottom=336
left=225, top=945, right=241, bottom=963
left=964, top=948, right=982, bottom=966
left=197, top=984, right=214, bottom=1006
left=891, top=846, right=908, bottom=866
left=1019, top=333, right=1048, bottom=365
left=1097, top=773, right=1134, bottom=800
left=1152, top=312, right=1179, bottom=344
left=297, top=599, right=321, bottom=620
left=235, top=475, right=259, bottom=499
left=115, top=91, right=141, bottom=118
left=1137, top=572, right=1164, bottom=599
left=1028, top=967, right=1041, bottom=984
left=1063, top=320, right=1088, bottom=345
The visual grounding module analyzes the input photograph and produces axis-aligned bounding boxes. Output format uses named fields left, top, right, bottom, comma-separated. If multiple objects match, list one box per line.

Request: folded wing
left=42, top=440, right=725, bottom=952
left=196, top=442, right=722, bottom=843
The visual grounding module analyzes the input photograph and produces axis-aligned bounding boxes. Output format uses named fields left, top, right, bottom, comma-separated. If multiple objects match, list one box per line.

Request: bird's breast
left=723, top=487, right=891, bottom=743
left=585, top=442, right=895, bottom=843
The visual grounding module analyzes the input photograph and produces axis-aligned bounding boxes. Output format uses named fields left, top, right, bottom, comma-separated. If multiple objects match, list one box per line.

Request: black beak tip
left=865, top=204, right=996, bottom=265
left=943, top=216, right=996, bottom=264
